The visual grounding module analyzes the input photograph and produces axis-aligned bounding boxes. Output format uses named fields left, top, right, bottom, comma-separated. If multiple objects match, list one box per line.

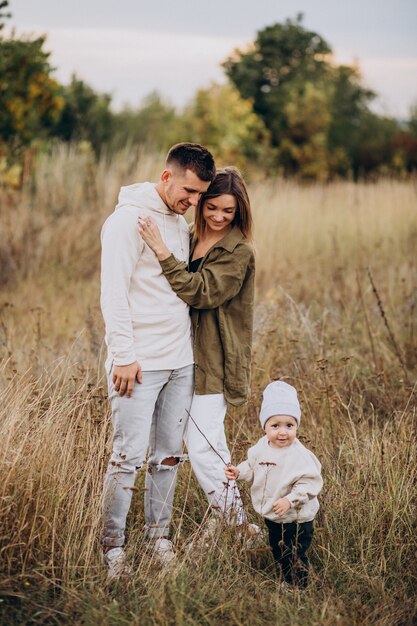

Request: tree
left=353, top=113, right=401, bottom=176
left=111, top=91, right=184, bottom=152
left=223, top=15, right=334, bottom=177
left=395, top=103, right=417, bottom=172
left=327, top=65, right=376, bottom=176
left=0, top=0, right=11, bottom=30
left=0, top=1, right=64, bottom=184
left=223, top=15, right=387, bottom=178
left=224, top=15, right=331, bottom=151
left=0, top=33, right=63, bottom=147
left=182, top=83, right=274, bottom=174
left=278, top=81, right=331, bottom=179
left=53, top=76, right=115, bottom=153
left=408, top=103, right=417, bottom=137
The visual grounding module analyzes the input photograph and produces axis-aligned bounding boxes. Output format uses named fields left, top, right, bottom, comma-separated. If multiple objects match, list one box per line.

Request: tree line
left=1, top=3, right=416, bottom=183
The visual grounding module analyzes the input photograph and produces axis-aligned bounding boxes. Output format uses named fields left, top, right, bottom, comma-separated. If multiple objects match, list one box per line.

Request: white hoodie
left=100, top=182, right=193, bottom=372
left=237, top=437, right=323, bottom=523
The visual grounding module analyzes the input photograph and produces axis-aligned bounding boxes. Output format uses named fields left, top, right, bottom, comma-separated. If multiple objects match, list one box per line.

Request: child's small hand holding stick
left=224, top=464, right=240, bottom=480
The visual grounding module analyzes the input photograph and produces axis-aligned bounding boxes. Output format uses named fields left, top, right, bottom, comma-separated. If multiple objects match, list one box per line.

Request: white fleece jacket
left=237, top=437, right=323, bottom=523
left=100, top=182, right=193, bottom=372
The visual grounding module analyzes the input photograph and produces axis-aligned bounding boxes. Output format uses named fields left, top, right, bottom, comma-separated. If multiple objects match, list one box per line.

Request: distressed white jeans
left=185, top=393, right=246, bottom=524
left=102, top=364, right=194, bottom=547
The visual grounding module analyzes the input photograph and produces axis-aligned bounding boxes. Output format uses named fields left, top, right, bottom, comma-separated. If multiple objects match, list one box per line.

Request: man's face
left=161, top=167, right=211, bottom=215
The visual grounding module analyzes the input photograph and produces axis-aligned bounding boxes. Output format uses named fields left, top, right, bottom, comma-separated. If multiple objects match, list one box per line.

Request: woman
left=138, top=167, right=255, bottom=526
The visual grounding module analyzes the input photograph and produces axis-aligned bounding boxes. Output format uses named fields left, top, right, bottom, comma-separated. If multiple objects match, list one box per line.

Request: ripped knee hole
left=161, top=456, right=180, bottom=466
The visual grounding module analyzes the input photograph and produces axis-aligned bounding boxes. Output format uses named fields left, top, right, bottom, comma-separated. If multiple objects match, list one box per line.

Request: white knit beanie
left=259, top=381, right=301, bottom=429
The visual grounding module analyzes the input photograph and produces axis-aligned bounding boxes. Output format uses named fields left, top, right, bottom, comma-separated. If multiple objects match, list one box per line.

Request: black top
left=188, top=257, right=203, bottom=273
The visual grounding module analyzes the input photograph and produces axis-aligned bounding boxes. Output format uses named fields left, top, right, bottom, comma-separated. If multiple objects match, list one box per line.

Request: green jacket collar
left=190, top=225, right=244, bottom=255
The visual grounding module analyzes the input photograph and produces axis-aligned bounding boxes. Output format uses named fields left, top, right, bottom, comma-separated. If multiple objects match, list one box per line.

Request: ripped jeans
left=102, top=364, right=194, bottom=548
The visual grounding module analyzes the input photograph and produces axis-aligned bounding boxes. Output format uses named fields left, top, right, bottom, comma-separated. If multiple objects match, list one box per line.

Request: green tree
left=223, top=15, right=331, bottom=151
left=0, top=0, right=11, bottom=30
left=395, top=103, right=417, bottom=172
left=0, top=29, right=63, bottom=147
left=223, top=15, right=388, bottom=179
left=327, top=65, right=375, bottom=176
left=53, top=76, right=115, bottom=153
left=278, top=81, right=331, bottom=179
left=352, top=112, right=400, bottom=176
left=0, top=1, right=63, bottom=184
left=182, top=83, right=274, bottom=174
left=408, top=103, right=417, bottom=137
left=111, top=91, right=185, bottom=152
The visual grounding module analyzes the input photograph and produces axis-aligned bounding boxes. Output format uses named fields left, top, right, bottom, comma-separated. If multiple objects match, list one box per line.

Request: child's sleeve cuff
left=236, top=461, right=252, bottom=482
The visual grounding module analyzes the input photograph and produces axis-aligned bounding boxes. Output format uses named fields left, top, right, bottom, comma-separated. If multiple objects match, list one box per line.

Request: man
left=100, top=143, right=216, bottom=580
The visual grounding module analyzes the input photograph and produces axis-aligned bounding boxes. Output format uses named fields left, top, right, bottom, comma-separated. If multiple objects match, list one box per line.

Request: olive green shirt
left=159, top=227, right=255, bottom=406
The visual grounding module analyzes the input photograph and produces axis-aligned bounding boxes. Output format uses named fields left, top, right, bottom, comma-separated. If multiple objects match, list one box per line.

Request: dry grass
left=0, top=146, right=416, bottom=625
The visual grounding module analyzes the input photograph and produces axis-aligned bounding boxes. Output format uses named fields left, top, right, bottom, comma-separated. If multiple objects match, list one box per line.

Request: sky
left=6, top=0, right=417, bottom=118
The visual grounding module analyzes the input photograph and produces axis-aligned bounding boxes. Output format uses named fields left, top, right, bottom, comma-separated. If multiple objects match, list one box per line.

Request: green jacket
left=159, top=227, right=255, bottom=406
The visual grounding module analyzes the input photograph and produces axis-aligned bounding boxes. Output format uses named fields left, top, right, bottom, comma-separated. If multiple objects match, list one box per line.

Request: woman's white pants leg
left=185, top=393, right=246, bottom=524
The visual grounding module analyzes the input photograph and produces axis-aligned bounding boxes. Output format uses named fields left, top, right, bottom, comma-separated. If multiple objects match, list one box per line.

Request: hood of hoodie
left=116, top=182, right=171, bottom=215
left=113, top=181, right=188, bottom=253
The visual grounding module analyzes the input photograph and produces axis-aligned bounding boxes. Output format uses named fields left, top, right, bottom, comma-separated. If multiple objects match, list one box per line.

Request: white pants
left=185, top=393, right=246, bottom=524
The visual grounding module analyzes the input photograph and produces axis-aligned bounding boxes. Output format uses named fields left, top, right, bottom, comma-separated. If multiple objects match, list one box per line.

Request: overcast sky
left=7, top=0, right=417, bottom=117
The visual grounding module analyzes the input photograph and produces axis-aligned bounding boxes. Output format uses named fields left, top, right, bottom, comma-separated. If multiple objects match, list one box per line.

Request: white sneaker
left=152, top=538, right=176, bottom=565
left=104, top=547, right=131, bottom=582
left=186, top=518, right=220, bottom=552
left=243, top=523, right=264, bottom=548
left=187, top=518, right=261, bottom=552
left=200, top=517, right=220, bottom=541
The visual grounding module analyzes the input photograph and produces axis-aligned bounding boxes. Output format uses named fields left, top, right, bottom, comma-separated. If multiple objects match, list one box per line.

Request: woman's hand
left=138, top=216, right=171, bottom=260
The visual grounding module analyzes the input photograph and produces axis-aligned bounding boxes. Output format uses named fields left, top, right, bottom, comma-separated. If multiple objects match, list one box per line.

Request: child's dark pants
left=265, top=519, right=314, bottom=588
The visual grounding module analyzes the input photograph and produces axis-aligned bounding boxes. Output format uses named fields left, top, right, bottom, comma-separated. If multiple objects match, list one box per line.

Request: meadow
left=0, top=145, right=416, bottom=625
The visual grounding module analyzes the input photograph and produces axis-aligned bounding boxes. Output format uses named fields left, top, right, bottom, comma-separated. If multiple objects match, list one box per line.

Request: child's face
left=264, top=415, right=298, bottom=448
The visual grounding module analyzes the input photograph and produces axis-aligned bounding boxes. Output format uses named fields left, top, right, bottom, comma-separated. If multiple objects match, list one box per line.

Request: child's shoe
left=186, top=517, right=220, bottom=552
left=239, top=522, right=264, bottom=547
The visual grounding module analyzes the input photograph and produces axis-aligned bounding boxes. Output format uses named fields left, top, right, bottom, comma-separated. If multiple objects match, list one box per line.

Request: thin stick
left=356, top=269, right=378, bottom=371
left=185, top=409, right=229, bottom=465
left=367, top=268, right=410, bottom=385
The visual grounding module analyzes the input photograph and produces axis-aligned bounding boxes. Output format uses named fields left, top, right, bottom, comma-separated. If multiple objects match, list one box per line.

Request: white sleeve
left=236, top=459, right=254, bottom=483
left=236, top=444, right=258, bottom=483
left=100, top=210, right=144, bottom=366
left=286, top=453, right=323, bottom=509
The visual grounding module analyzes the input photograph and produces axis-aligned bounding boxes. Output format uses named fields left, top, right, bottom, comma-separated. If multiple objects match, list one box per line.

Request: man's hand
left=112, top=362, right=142, bottom=398
left=272, top=497, right=291, bottom=517
left=224, top=464, right=240, bottom=480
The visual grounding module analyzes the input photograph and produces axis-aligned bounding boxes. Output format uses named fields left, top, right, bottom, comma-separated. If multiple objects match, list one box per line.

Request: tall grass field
left=0, top=145, right=416, bottom=625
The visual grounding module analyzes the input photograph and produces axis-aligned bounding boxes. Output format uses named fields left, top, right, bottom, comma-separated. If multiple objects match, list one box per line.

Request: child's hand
left=272, top=497, right=291, bottom=517
left=224, top=464, right=239, bottom=480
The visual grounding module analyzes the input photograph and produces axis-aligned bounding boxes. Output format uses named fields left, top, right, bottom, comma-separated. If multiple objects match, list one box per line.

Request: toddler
left=225, top=381, right=323, bottom=588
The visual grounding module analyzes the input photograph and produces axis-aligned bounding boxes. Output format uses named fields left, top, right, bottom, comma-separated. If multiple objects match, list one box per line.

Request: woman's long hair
left=194, top=167, right=254, bottom=242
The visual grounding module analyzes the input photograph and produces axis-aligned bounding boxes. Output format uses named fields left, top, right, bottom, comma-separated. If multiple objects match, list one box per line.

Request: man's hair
left=194, top=166, right=254, bottom=242
left=166, top=143, right=216, bottom=182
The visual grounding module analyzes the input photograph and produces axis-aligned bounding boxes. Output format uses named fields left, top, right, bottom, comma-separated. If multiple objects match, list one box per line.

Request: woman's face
left=202, top=194, right=237, bottom=234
